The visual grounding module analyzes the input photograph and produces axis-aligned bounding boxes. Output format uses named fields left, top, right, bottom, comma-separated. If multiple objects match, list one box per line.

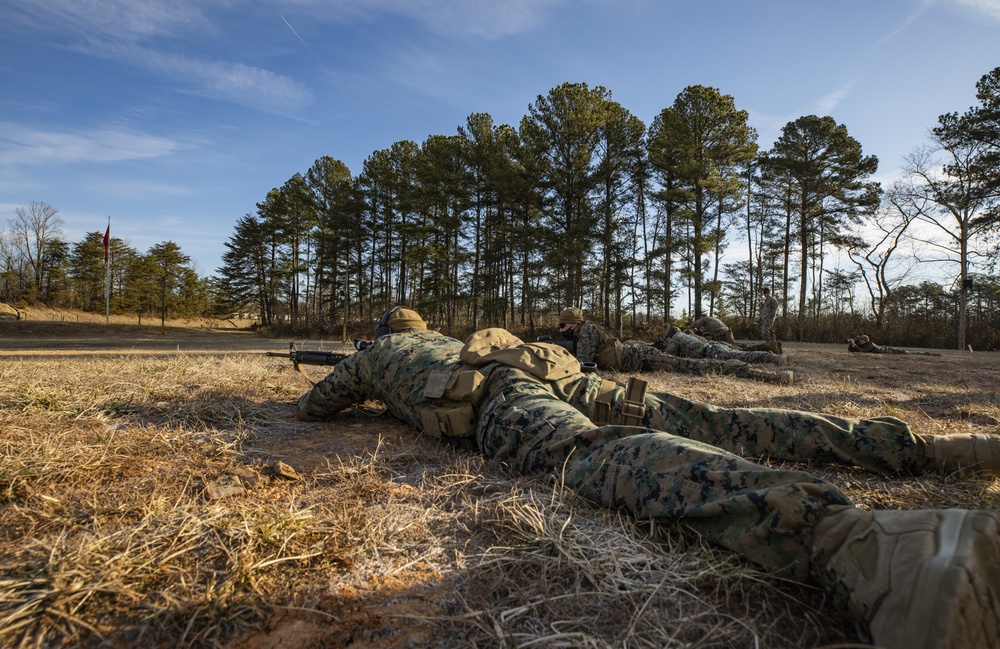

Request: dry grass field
left=1, top=315, right=999, bottom=648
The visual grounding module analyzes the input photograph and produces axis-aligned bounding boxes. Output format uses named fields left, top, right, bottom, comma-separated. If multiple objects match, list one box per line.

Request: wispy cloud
left=10, top=0, right=213, bottom=39
left=11, top=0, right=310, bottom=115
left=948, top=0, right=1000, bottom=20
left=748, top=77, right=863, bottom=146
left=873, top=0, right=933, bottom=48
left=814, top=78, right=861, bottom=115
left=0, top=123, right=186, bottom=166
left=14, top=0, right=578, bottom=42
left=141, top=49, right=314, bottom=114
left=285, top=0, right=575, bottom=40
left=395, top=0, right=564, bottom=39
left=872, top=0, right=1000, bottom=61
left=385, top=42, right=459, bottom=95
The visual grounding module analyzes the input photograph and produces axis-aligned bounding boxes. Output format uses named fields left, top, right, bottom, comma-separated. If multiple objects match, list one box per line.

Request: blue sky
left=2, top=0, right=999, bottom=277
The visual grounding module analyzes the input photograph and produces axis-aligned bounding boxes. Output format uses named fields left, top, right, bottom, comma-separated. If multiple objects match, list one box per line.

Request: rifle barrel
left=266, top=350, right=348, bottom=364
left=294, top=350, right=347, bottom=365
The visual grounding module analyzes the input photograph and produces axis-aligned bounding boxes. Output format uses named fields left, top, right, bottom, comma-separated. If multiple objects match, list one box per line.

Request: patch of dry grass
left=0, top=338, right=998, bottom=648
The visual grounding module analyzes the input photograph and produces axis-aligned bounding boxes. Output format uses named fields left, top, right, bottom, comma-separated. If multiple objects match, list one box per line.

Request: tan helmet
left=375, top=306, right=426, bottom=337
left=858, top=334, right=870, bottom=344
left=559, top=307, right=585, bottom=325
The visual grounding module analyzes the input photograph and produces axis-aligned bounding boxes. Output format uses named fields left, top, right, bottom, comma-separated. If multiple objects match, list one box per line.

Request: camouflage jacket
left=298, top=328, right=606, bottom=428
left=689, top=316, right=727, bottom=335
left=664, top=330, right=712, bottom=357
left=689, top=316, right=733, bottom=343
left=848, top=340, right=907, bottom=354
left=848, top=340, right=879, bottom=353
left=575, top=321, right=624, bottom=371
left=761, top=296, right=778, bottom=321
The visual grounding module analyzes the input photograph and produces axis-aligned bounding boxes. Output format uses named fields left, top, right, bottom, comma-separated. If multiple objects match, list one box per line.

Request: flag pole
left=104, top=216, right=111, bottom=325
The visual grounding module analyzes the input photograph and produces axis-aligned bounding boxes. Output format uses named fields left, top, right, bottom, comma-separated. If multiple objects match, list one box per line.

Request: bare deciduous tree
left=846, top=183, right=916, bottom=329
left=896, top=142, right=997, bottom=349
left=9, top=201, right=64, bottom=300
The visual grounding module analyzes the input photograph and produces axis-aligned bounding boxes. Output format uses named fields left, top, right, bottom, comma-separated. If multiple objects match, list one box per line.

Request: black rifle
left=266, top=343, right=350, bottom=377
left=534, top=335, right=591, bottom=371
left=536, top=335, right=577, bottom=354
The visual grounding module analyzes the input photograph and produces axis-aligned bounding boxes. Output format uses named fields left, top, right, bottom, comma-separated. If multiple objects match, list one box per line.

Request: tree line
left=216, top=71, right=1000, bottom=349
left=6, top=69, right=999, bottom=349
left=0, top=202, right=209, bottom=324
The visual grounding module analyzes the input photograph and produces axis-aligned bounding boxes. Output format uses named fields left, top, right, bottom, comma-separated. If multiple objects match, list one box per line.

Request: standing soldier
left=297, top=308, right=1000, bottom=649
left=760, top=286, right=780, bottom=350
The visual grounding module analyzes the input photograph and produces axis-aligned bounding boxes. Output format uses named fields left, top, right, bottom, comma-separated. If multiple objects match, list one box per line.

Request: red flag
left=103, top=225, right=110, bottom=264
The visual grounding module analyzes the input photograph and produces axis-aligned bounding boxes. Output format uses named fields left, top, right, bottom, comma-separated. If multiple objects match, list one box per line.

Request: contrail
left=281, top=15, right=375, bottom=128
left=282, top=16, right=330, bottom=74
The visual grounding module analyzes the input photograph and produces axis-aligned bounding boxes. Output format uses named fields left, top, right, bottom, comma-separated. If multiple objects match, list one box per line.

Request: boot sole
left=903, top=509, right=1000, bottom=649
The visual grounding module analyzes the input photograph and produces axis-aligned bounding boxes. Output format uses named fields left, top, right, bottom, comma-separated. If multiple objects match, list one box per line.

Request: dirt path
left=0, top=320, right=352, bottom=355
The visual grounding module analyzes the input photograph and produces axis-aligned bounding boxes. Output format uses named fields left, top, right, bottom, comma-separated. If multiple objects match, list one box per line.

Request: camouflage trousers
left=761, top=315, right=776, bottom=341
left=667, top=335, right=781, bottom=365
left=475, top=365, right=852, bottom=582
left=645, top=354, right=784, bottom=383
left=732, top=341, right=774, bottom=352
left=623, top=343, right=781, bottom=382
left=595, top=382, right=922, bottom=476
left=699, top=344, right=778, bottom=364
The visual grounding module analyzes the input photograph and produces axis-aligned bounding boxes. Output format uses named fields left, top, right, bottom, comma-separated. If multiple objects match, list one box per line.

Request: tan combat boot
left=746, top=367, right=793, bottom=385
left=765, top=339, right=781, bottom=354
left=811, top=506, right=1000, bottom=649
left=920, top=433, right=1000, bottom=478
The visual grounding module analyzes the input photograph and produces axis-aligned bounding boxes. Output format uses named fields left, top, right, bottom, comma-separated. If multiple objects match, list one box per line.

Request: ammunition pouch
left=592, top=377, right=647, bottom=427
left=420, top=368, right=485, bottom=439
left=420, top=401, right=477, bottom=438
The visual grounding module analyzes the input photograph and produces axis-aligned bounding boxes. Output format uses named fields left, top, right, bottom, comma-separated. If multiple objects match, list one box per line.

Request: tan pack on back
left=461, top=327, right=581, bottom=381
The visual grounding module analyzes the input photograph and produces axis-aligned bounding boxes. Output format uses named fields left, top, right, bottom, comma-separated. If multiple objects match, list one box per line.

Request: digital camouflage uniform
left=672, top=329, right=776, bottom=354
left=688, top=315, right=734, bottom=344
left=761, top=292, right=779, bottom=341
left=848, top=339, right=905, bottom=354
left=297, top=327, right=936, bottom=580
left=847, top=337, right=943, bottom=356
left=846, top=339, right=940, bottom=355
left=574, top=320, right=785, bottom=382
left=667, top=329, right=784, bottom=365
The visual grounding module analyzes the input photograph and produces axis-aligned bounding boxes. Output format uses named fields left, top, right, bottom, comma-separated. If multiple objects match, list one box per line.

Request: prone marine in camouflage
left=665, top=326, right=787, bottom=365
left=847, top=334, right=941, bottom=356
left=661, top=328, right=779, bottom=354
left=848, top=334, right=905, bottom=354
left=557, top=307, right=791, bottom=384
left=296, top=310, right=1000, bottom=649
